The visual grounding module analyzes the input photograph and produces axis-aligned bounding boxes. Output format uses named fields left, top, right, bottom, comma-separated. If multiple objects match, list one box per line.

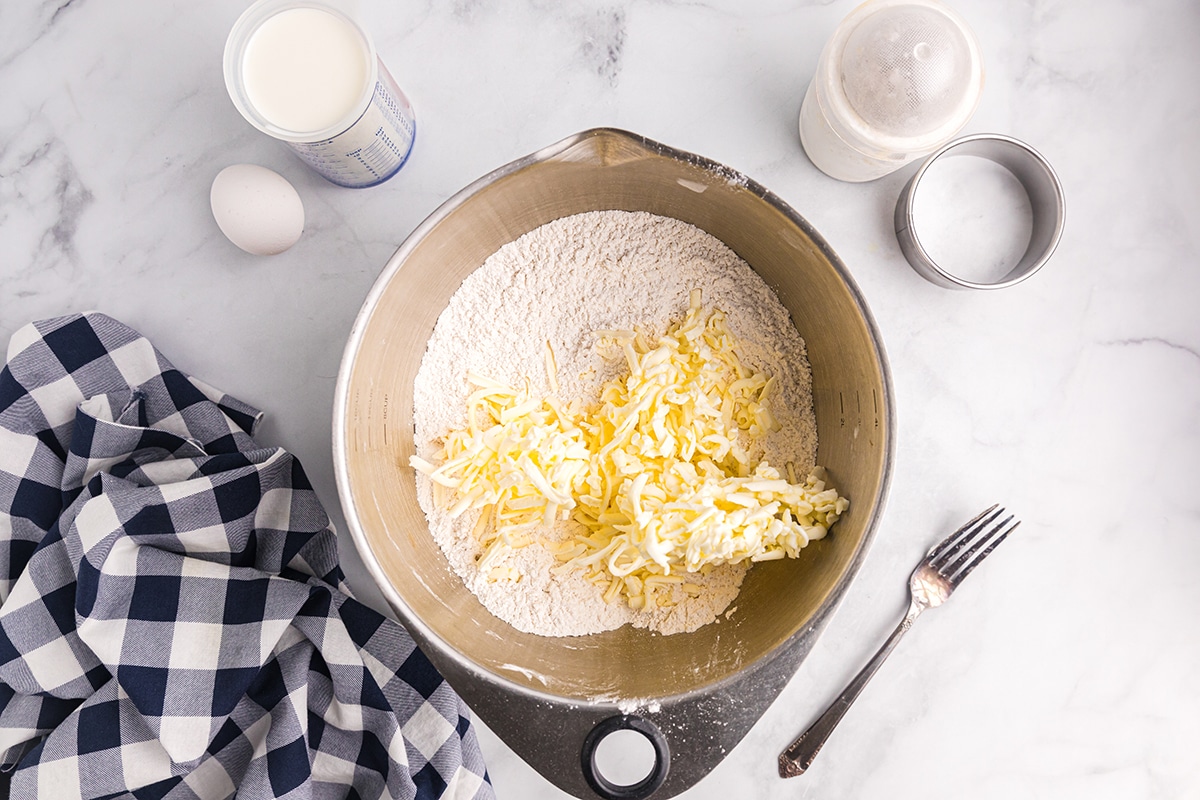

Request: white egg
left=210, top=164, right=305, bottom=255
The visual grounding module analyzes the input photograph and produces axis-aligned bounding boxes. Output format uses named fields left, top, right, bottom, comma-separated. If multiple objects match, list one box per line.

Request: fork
left=778, top=505, right=1020, bottom=778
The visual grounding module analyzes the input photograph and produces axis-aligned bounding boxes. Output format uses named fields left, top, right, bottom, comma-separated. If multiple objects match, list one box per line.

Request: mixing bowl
left=334, top=128, right=894, bottom=798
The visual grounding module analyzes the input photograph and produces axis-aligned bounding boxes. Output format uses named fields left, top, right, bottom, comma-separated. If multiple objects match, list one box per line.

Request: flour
left=411, top=211, right=818, bottom=637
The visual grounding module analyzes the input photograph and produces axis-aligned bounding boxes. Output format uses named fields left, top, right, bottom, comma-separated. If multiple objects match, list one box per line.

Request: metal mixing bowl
left=334, top=128, right=894, bottom=799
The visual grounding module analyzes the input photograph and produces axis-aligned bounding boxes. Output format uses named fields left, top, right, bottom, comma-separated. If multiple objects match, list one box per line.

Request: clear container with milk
left=224, top=0, right=415, bottom=188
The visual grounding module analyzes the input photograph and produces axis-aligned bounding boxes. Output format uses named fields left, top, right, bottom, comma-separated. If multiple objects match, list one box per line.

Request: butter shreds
left=411, top=290, right=848, bottom=610
left=416, top=375, right=589, bottom=578
left=411, top=210, right=823, bottom=637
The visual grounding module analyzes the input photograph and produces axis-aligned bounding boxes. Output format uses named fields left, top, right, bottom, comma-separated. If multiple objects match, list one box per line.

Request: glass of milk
left=224, top=0, right=416, bottom=188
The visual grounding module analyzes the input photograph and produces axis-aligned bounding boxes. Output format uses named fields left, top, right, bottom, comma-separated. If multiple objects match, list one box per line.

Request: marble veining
left=578, top=6, right=626, bottom=85
left=1102, top=336, right=1200, bottom=365
left=0, top=1, right=79, bottom=69
left=1, top=1, right=1198, bottom=798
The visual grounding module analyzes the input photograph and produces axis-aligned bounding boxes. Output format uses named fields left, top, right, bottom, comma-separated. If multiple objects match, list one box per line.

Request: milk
left=242, top=7, right=370, bottom=135
left=224, top=0, right=417, bottom=188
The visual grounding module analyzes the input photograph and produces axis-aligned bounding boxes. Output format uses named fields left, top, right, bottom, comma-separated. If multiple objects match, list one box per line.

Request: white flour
left=411, top=211, right=818, bottom=636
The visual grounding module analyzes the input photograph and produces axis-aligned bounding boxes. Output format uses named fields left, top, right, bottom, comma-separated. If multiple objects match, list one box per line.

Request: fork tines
left=927, top=504, right=1020, bottom=586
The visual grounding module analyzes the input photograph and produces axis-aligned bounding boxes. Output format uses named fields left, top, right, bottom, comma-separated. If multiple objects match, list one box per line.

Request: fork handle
left=778, top=605, right=923, bottom=778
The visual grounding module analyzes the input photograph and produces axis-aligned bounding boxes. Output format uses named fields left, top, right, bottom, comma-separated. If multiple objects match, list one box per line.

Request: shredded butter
left=410, top=290, right=848, bottom=609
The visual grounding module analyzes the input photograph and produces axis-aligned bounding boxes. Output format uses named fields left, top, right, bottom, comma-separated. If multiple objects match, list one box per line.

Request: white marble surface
left=3, top=0, right=1198, bottom=798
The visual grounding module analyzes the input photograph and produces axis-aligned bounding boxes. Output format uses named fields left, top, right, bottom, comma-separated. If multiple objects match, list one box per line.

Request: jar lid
left=824, top=0, right=984, bottom=152
left=841, top=3, right=978, bottom=139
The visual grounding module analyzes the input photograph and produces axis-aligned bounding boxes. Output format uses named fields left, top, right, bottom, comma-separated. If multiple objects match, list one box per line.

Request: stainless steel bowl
left=334, top=128, right=894, bottom=798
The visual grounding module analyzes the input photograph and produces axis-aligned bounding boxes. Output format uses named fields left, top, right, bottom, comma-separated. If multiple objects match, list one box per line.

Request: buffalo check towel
left=0, top=313, right=494, bottom=800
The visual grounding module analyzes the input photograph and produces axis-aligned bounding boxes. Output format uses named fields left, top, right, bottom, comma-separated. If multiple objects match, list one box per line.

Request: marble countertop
left=3, top=1, right=1197, bottom=798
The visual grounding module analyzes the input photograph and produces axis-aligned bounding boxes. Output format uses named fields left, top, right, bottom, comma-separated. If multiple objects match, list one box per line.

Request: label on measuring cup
left=286, top=59, right=416, bottom=188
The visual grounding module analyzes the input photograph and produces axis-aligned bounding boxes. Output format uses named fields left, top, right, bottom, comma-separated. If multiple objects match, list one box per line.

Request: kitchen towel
left=0, top=313, right=494, bottom=799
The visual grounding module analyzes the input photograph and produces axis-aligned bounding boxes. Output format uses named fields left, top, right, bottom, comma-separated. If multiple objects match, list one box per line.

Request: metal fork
left=778, top=505, right=1020, bottom=778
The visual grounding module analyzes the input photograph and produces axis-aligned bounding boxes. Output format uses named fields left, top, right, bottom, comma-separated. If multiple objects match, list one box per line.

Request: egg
left=210, top=164, right=304, bottom=255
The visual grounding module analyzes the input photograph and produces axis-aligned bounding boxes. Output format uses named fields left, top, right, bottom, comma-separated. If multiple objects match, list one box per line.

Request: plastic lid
left=834, top=0, right=982, bottom=145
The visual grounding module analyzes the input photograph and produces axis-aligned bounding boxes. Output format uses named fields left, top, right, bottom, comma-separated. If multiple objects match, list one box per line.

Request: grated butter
left=411, top=290, right=848, bottom=610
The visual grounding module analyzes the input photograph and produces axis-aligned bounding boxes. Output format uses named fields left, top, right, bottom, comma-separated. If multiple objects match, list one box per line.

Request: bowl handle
left=580, top=714, right=671, bottom=799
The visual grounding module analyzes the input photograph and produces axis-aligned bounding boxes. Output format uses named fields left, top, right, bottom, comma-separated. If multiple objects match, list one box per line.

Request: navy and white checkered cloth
left=0, top=313, right=494, bottom=799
